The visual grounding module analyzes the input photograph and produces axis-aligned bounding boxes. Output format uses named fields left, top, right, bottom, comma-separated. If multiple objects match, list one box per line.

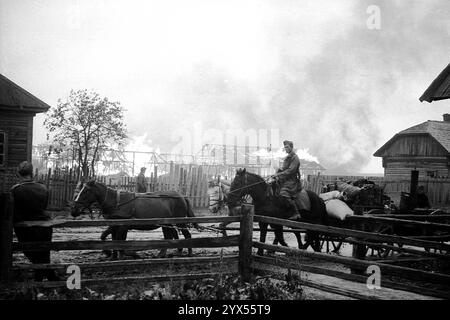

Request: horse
left=226, top=168, right=328, bottom=255
left=71, top=180, right=198, bottom=259
left=208, top=179, right=256, bottom=236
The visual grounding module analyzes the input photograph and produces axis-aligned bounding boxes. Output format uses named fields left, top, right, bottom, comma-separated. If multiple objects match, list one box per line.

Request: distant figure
left=136, top=167, right=147, bottom=193
left=11, top=161, right=59, bottom=281
left=416, top=186, right=431, bottom=209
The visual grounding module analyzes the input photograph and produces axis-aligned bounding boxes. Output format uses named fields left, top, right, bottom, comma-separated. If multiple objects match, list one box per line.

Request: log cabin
left=373, top=114, right=450, bottom=207
left=0, top=74, right=50, bottom=192
left=374, top=114, right=450, bottom=180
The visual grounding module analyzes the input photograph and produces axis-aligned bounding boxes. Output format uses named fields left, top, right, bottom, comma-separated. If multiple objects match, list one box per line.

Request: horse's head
left=71, top=180, right=101, bottom=217
left=227, top=168, right=251, bottom=208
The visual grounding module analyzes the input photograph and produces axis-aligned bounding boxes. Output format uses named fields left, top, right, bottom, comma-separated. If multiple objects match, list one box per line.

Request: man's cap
left=283, top=140, right=293, bottom=148
left=18, top=161, right=33, bottom=176
left=141, top=167, right=146, bottom=170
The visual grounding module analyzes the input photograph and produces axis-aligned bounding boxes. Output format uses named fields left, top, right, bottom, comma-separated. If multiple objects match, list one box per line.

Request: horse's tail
left=184, top=197, right=199, bottom=230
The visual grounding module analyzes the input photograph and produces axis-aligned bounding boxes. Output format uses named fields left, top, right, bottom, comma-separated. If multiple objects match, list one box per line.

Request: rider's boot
left=284, top=197, right=301, bottom=220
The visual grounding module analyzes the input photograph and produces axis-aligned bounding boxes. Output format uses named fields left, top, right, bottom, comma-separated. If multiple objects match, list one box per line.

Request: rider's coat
left=275, top=150, right=301, bottom=198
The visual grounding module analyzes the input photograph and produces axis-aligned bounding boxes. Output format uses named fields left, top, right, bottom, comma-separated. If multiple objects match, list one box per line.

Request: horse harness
left=76, top=183, right=189, bottom=212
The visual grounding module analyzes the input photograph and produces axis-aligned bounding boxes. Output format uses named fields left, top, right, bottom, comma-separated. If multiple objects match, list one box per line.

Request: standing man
left=136, top=167, right=147, bottom=193
left=11, top=161, right=59, bottom=281
left=269, top=140, right=302, bottom=220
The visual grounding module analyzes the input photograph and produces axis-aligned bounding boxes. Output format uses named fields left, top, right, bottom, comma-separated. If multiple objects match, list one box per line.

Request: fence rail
left=1, top=196, right=449, bottom=299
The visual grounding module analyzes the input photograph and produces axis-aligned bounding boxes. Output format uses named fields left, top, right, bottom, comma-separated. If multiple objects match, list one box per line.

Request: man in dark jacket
left=269, top=140, right=302, bottom=220
left=136, top=167, right=147, bottom=193
left=11, top=161, right=59, bottom=281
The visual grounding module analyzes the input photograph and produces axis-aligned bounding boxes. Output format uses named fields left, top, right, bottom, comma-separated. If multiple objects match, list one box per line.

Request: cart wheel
left=318, top=236, right=327, bottom=253
left=366, top=224, right=395, bottom=258
left=331, top=240, right=343, bottom=254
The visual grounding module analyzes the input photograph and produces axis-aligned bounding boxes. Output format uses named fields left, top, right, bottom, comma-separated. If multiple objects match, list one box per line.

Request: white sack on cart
left=319, top=190, right=343, bottom=202
left=325, top=199, right=354, bottom=221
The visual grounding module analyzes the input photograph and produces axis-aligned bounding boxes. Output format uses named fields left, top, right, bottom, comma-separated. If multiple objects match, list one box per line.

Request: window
left=0, top=131, right=5, bottom=166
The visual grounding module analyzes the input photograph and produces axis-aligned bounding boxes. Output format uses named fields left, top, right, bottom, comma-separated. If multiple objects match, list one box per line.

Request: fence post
left=351, top=212, right=367, bottom=275
left=0, top=193, right=13, bottom=283
left=239, top=204, right=254, bottom=282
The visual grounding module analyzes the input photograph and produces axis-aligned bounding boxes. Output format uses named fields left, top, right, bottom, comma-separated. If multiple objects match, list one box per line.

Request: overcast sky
left=1, top=0, right=449, bottom=174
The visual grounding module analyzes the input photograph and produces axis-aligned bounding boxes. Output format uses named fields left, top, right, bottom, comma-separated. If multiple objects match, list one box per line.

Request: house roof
left=374, top=120, right=450, bottom=156
left=300, top=160, right=326, bottom=171
left=420, top=63, right=450, bottom=102
left=0, top=73, right=50, bottom=113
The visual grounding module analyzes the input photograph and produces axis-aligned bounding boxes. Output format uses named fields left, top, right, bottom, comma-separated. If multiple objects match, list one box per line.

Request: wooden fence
left=1, top=195, right=450, bottom=299
left=305, top=175, right=450, bottom=207
left=33, top=163, right=213, bottom=210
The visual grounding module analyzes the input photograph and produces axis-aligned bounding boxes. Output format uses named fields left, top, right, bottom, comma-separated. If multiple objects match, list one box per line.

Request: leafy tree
left=44, top=89, right=127, bottom=178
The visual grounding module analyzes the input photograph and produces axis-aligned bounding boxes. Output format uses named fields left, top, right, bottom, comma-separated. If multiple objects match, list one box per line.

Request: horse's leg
left=275, top=225, right=288, bottom=247
left=101, top=226, right=113, bottom=257
left=303, top=231, right=312, bottom=250
left=116, top=226, right=128, bottom=260
left=218, top=221, right=229, bottom=237
left=172, top=227, right=183, bottom=256
left=159, top=226, right=172, bottom=258
left=110, top=226, right=122, bottom=260
left=258, top=222, right=268, bottom=256
left=293, top=230, right=304, bottom=250
left=179, top=224, right=193, bottom=256
left=310, top=231, right=322, bottom=252
left=269, top=224, right=279, bottom=246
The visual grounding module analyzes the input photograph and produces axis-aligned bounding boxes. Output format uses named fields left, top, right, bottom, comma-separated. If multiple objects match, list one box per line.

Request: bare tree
left=44, top=89, right=127, bottom=178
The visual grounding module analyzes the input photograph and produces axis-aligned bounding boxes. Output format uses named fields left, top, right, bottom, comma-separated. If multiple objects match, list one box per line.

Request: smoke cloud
left=137, top=0, right=449, bottom=173
left=3, top=0, right=448, bottom=174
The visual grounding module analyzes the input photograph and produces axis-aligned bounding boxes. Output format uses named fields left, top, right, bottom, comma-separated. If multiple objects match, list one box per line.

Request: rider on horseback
left=268, top=140, right=302, bottom=220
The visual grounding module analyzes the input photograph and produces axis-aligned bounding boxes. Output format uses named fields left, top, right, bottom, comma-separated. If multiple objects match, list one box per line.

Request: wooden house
left=374, top=114, right=450, bottom=180
left=0, top=74, right=50, bottom=192
left=373, top=114, right=450, bottom=206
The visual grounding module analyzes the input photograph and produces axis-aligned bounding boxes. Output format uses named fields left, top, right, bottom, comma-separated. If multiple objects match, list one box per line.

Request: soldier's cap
left=141, top=167, right=147, bottom=171
left=18, top=161, right=33, bottom=176
left=283, top=140, right=293, bottom=148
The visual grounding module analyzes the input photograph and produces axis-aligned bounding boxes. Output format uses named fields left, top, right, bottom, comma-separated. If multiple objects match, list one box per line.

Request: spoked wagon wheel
left=329, top=239, right=344, bottom=254
left=365, top=224, right=395, bottom=258
left=318, top=235, right=344, bottom=254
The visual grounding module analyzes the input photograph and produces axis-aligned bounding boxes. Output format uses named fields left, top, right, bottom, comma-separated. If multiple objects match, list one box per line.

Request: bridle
left=73, top=183, right=110, bottom=209
left=227, top=172, right=269, bottom=206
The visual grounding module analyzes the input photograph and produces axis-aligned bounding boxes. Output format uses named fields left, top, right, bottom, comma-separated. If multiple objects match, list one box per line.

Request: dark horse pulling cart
left=72, top=180, right=199, bottom=259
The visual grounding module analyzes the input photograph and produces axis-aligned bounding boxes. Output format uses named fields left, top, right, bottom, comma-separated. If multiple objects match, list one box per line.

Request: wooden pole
left=0, top=193, right=13, bottom=283
left=238, top=204, right=254, bottom=282
left=351, top=217, right=367, bottom=275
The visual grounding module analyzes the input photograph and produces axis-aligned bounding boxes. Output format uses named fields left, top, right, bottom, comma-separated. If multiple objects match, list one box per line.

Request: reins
left=227, top=176, right=270, bottom=195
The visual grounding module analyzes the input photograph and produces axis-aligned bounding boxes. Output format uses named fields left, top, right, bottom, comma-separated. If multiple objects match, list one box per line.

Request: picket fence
left=35, top=163, right=212, bottom=210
